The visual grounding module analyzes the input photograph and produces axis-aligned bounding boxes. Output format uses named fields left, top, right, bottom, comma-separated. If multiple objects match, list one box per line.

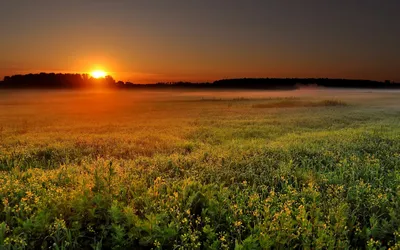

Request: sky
left=0, top=0, right=399, bottom=83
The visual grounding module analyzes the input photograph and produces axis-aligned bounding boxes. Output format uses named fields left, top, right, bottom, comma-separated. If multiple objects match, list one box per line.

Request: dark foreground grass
left=0, top=89, right=399, bottom=249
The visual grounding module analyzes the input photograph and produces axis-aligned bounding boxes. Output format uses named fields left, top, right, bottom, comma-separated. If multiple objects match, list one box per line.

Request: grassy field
left=0, top=89, right=399, bottom=249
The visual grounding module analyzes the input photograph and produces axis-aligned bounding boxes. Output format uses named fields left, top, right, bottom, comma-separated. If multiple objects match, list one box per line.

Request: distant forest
left=0, top=73, right=399, bottom=90
left=0, top=73, right=116, bottom=89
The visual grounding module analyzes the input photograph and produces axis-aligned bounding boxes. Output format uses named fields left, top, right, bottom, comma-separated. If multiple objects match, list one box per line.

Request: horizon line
left=1, top=72, right=399, bottom=85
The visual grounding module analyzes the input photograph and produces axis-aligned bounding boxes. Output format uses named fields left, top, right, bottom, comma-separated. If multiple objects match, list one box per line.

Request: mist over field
left=2, top=88, right=399, bottom=115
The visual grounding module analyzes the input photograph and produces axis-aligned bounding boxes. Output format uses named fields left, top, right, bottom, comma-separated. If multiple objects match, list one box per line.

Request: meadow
left=0, top=88, right=399, bottom=249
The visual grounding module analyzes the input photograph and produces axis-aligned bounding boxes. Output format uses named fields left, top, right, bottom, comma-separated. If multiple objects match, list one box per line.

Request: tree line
left=0, top=73, right=116, bottom=89
left=0, top=73, right=399, bottom=89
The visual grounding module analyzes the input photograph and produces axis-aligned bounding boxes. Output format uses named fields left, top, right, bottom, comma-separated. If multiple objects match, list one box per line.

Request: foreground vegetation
left=0, top=89, right=399, bottom=249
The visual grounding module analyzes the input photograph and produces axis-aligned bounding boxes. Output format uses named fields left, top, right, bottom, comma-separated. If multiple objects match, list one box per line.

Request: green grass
left=0, top=89, right=399, bottom=249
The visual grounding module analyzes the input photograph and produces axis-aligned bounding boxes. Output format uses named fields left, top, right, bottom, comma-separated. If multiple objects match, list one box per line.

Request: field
left=0, top=88, right=399, bottom=249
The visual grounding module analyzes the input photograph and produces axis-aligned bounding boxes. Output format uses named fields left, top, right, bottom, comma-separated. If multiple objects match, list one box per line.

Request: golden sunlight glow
left=91, top=70, right=107, bottom=79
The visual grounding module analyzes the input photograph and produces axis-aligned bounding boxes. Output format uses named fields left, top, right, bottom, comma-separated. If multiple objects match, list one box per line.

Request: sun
left=91, top=70, right=107, bottom=79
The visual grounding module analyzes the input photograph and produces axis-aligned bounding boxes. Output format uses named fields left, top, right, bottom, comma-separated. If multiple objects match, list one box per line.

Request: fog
left=1, top=88, right=399, bottom=120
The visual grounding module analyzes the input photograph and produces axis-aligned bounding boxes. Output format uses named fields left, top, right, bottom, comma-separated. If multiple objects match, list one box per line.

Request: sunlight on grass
left=0, top=90, right=399, bottom=249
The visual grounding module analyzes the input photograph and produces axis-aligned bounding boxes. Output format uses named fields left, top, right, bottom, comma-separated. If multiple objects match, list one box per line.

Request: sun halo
left=91, top=70, right=107, bottom=78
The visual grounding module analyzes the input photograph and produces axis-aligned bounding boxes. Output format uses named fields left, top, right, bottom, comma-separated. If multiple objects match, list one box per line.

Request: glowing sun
left=91, top=70, right=107, bottom=79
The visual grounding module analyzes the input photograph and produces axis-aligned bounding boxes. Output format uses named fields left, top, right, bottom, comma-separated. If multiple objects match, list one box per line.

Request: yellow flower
left=234, top=221, right=242, bottom=227
left=154, top=240, right=161, bottom=248
left=26, top=191, right=33, bottom=198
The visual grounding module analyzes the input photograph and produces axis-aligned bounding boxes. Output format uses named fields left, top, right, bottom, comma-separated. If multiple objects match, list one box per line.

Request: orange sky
left=1, top=1, right=399, bottom=83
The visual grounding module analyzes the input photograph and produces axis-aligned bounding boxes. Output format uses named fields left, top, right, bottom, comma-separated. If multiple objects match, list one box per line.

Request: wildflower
left=195, top=217, right=201, bottom=225
left=154, top=240, right=161, bottom=248
left=234, top=221, right=242, bottom=227
left=87, top=225, right=95, bottom=233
